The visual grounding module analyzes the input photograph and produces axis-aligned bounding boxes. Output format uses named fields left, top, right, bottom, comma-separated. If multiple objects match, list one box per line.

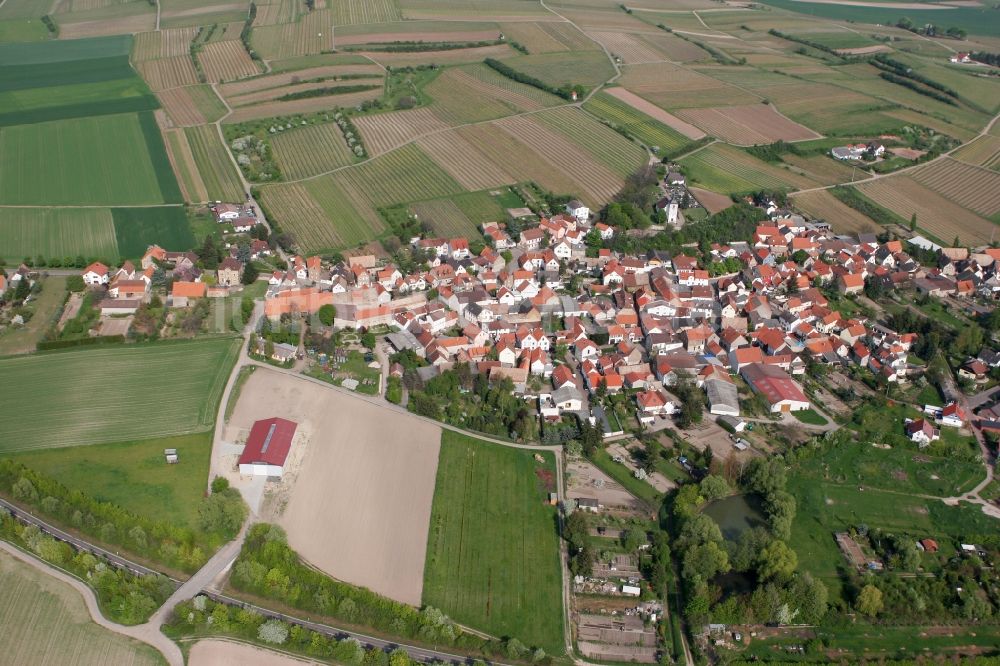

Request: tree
left=909, top=212, right=917, bottom=232
left=758, top=539, right=797, bottom=581
left=241, top=262, right=259, bottom=285
left=789, top=572, right=829, bottom=624
left=745, top=458, right=787, bottom=495
left=361, top=331, right=376, bottom=349
left=682, top=540, right=730, bottom=580
left=66, top=275, right=85, bottom=292
left=13, top=276, right=30, bottom=302
left=258, top=619, right=290, bottom=644
left=318, top=304, right=336, bottom=326
left=856, top=583, right=883, bottom=617
left=699, top=474, right=730, bottom=500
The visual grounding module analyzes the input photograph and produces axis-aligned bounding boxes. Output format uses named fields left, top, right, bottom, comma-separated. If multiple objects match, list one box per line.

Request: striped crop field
left=856, top=177, right=996, bottom=246
left=198, top=40, right=260, bottom=82
left=425, top=69, right=516, bottom=124
left=452, top=190, right=505, bottom=225
left=534, top=106, right=648, bottom=177
left=331, top=0, right=401, bottom=24
left=338, top=143, right=465, bottom=208
left=0, top=207, right=119, bottom=263
left=250, top=9, right=336, bottom=60
left=416, top=131, right=515, bottom=191
left=680, top=143, right=816, bottom=194
left=254, top=0, right=302, bottom=25
left=271, top=123, right=357, bottom=180
left=218, top=64, right=384, bottom=97
left=910, top=158, right=1000, bottom=217
left=164, top=128, right=209, bottom=202
left=460, top=64, right=564, bottom=110
left=952, top=135, right=1000, bottom=170
left=0, top=338, right=240, bottom=451
left=354, top=107, right=451, bottom=157
left=136, top=54, right=199, bottom=91
left=410, top=199, right=479, bottom=238
left=133, top=26, right=198, bottom=60
left=584, top=91, right=695, bottom=154
left=495, top=115, right=625, bottom=202
left=185, top=125, right=244, bottom=202
left=791, top=189, right=879, bottom=235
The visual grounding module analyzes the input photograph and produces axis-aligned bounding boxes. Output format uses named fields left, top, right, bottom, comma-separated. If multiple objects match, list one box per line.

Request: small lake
left=702, top=494, right=767, bottom=542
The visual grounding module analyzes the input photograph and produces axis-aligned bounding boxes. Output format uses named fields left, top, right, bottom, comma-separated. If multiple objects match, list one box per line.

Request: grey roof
left=553, top=385, right=583, bottom=405
left=705, top=378, right=739, bottom=413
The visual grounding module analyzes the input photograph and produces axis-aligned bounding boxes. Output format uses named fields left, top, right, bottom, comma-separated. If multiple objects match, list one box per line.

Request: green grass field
left=498, top=51, right=614, bottom=89
left=184, top=125, right=244, bottom=202
left=5, top=432, right=211, bottom=527
left=451, top=190, right=506, bottom=224
left=680, top=143, right=813, bottom=193
left=0, top=276, right=66, bottom=357
left=0, top=551, right=166, bottom=666
left=423, top=431, right=563, bottom=654
left=0, top=207, right=119, bottom=263
left=0, top=112, right=181, bottom=205
left=584, top=91, right=694, bottom=154
left=111, top=206, right=195, bottom=259
left=0, top=338, right=240, bottom=452
left=409, top=199, right=479, bottom=238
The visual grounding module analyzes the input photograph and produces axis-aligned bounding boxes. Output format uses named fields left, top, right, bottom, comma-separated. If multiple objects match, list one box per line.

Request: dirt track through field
left=228, top=370, right=441, bottom=606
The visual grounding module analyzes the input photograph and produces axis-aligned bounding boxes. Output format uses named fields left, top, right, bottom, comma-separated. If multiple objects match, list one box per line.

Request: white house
left=566, top=199, right=590, bottom=223
left=82, top=262, right=109, bottom=286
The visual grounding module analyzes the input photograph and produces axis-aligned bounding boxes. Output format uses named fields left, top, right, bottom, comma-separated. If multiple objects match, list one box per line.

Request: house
left=552, top=385, right=584, bottom=412
left=838, top=273, right=864, bottom=295
left=82, top=262, right=109, bottom=286
left=950, top=52, right=972, bottom=63
left=918, top=538, right=939, bottom=553
left=238, top=417, right=297, bottom=477
left=271, top=342, right=298, bottom=363
left=939, top=402, right=967, bottom=428
left=171, top=280, right=207, bottom=307
left=906, top=418, right=939, bottom=446
left=212, top=203, right=243, bottom=221
left=636, top=390, right=675, bottom=422
left=740, top=363, right=810, bottom=412
left=566, top=199, right=590, bottom=223
left=217, top=257, right=243, bottom=286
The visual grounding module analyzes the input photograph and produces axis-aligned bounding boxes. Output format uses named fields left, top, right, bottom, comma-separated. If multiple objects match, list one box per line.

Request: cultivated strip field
left=330, top=0, right=401, bottom=24
left=416, top=131, right=515, bottom=190
left=157, top=85, right=217, bottom=126
left=259, top=182, right=343, bottom=251
left=680, top=143, right=815, bottom=193
left=410, top=199, right=480, bottom=238
left=584, top=92, right=694, bottom=153
left=779, top=153, right=855, bottom=185
left=332, top=29, right=498, bottom=46
left=675, top=104, right=821, bottom=145
left=497, top=21, right=591, bottom=53
left=856, top=177, right=996, bottom=245
left=218, top=64, right=384, bottom=97
left=223, top=89, right=382, bottom=122
left=952, top=134, right=1000, bottom=170
left=229, top=369, right=441, bottom=606
left=0, top=338, right=240, bottom=451
left=360, top=44, right=515, bottom=68
left=0, top=551, right=165, bottom=666
left=0, top=207, right=119, bottom=263
left=164, top=128, right=209, bottom=202
left=587, top=30, right=667, bottom=64
left=495, top=115, right=626, bottom=202
left=254, top=0, right=301, bottom=25
left=791, top=189, right=879, bottom=234
left=909, top=158, right=1000, bottom=217
left=424, top=69, right=519, bottom=124
left=354, top=107, right=452, bottom=156
left=198, top=40, right=260, bottom=82
left=136, top=54, right=200, bottom=91
left=604, top=87, right=705, bottom=139
left=535, top=107, right=648, bottom=178
left=423, top=431, right=563, bottom=654
left=250, top=9, right=335, bottom=60
left=337, top=143, right=464, bottom=207
left=226, top=78, right=381, bottom=107
left=185, top=124, right=245, bottom=202
left=271, top=123, right=356, bottom=180
left=133, top=26, right=198, bottom=60
left=688, top=187, right=734, bottom=215
left=189, top=640, right=312, bottom=666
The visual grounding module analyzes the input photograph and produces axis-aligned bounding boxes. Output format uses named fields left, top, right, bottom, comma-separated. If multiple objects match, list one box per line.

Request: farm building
left=238, top=417, right=298, bottom=477
left=82, top=262, right=109, bottom=286
left=740, top=363, right=809, bottom=412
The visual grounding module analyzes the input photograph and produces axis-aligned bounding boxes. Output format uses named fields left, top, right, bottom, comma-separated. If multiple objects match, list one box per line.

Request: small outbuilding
left=238, top=417, right=297, bottom=477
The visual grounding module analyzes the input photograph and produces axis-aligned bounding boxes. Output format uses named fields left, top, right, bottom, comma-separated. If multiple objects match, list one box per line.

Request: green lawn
left=0, top=337, right=240, bottom=452
left=0, top=112, right=180, bottom=205
left=0, top=275, right=66, bottom=356
left=4, top=432, right=211, bottom=527
left=423, top=431, right=564, bottom=654
left=590, top=448, right=662, bottom=505
left=792, top=408, right=828, bottom=426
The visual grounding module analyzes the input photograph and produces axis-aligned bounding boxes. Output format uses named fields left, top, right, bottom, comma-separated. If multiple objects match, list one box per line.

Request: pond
left=703, top=494, right=767, bottom=542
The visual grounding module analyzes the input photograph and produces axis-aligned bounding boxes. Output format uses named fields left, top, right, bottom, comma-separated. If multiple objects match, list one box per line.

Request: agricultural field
left=498, top=21, right=590, bottom=53
left=535, top=106, right=648, bottom=178
left=354, top=107, right=451, bottom=156
left=602, top=87, right=705, bottom=140
left=416, top=131, right=515, bottom=190
left=250, top=9, right=335, bottom=60
left=160, top=84, right=228, bottom=126
left=680, top=143, right=816, bottom=194
left=136, top=54, right=199, bottom=91
left=197, top=40, right=259, bottom=83
left=55, top=2, right=155, bottom=40
left=0, top=551, right=165, bottom=666
left=270, top=122, right=357, bottom=180
left=909, top=158, right=1000, bottom=218
left=855, top=178, right=996, bottom=246
left=424, top=69, right=520, bottom=125
left=111, top=206, right=195, bottom=259
left=164, top=128, right=209, bottom=202
left=0, top=208, right=118, bottom=264
left=498, top=50, right=615, bottom=89
left=0, top=276, right=68, bottom=357
left=586, top=29, right=692, bottom=64
left=583, top=92, right=697, bottom=154
left=6, top=432, right=212, bottom=527
left=410, top=199, right=479, bottom=238
left=254, top=0, right=301, bottom=25
left=452, top=190, right=508, bottom=224
left=398, top=0, right=550, bottom=20
left=0, top=338, right=240, bottom=451
left=779, top=153, right=856, bottom=185
left=951, top=134, right=1000, bottom=170
left=495, top=115, right=625, bottom=202
left=223, top=88, right=382, bottom=123
left=337, top=143, right=465, bottom=208
left=423, top=431, right=563, bottom=654
left=184, top=125, right=245, bottom=202
left=132, top=26, right=198, bottom=60
left=0, top=112, right=182, bottom=206
left=619, top=62, right=760, bottom=110
left=159, top=0, right=250, bottom=28
left=791, top=189, right=879, bottom=234
left=361, top=44, right=517, bottom=68
left=329, top=0, right=401, bottom=25
left=675, top=103, right=820, bottom=145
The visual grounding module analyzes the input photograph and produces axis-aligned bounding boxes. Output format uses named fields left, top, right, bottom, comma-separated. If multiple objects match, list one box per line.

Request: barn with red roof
left=238, top=417, right=298, bottom=477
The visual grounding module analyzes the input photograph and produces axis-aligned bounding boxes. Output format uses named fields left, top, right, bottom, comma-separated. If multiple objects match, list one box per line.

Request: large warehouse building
left=238, top=417, right=298, bottom=477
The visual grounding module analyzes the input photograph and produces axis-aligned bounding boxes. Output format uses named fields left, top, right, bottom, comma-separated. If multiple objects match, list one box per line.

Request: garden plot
left=228, top=369, right=441, bottom=606
left=353, top=107, right=451, bottom=156
left=857, top=178, right=996, bottom=246
left=675, top=104, right=821, bottom=145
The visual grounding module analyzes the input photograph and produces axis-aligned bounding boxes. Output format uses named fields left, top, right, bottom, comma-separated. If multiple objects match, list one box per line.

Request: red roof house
left=238, top=417, right=297, bottom=477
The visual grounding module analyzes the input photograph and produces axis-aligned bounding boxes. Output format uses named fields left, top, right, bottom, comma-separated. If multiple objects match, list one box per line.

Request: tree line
left=483, top=58, right=587, bottom=101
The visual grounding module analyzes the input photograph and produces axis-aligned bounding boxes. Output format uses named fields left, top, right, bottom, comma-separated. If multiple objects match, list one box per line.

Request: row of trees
left=229, top=524, right=543, bottom=660
left=1, top=507, right=173, bottom=624
left=0, top=460, right=242, bottom=572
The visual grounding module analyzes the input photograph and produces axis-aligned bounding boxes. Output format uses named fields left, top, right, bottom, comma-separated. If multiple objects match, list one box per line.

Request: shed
left=238, top=417, right=297, bottom=477
left=622, top=585, right=641, bottom=596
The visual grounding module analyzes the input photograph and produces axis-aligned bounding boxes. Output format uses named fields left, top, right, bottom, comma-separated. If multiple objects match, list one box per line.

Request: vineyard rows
left=911, top=158, right=1000, bottom=217
left=536, top=106, right=648, bottom=177
left=953, top=135, right=1000, bottom=170
left=410, top=199, right=480, bottom=238
left=584, top=92, right=691, bottom=152
left=330, top=0, right=401, bottom=25
left=185, top=125, right=244, bottom=202
left=354, top=107, right=451, bottom=156
left=137, top=55, right=199, bottom=91
left=417, top=131, right=515, bottom=191
left=271, top=123, right=356, bottom=180
left=198, top=40, right=260, bottom=83
left=337, top=143, right=464, bottom=207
